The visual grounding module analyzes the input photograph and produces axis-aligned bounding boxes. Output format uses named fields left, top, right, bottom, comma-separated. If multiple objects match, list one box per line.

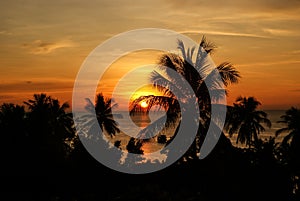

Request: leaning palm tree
left=130, top=36, right=240, bottom=159
left=225, top=96, right=272, bottom=148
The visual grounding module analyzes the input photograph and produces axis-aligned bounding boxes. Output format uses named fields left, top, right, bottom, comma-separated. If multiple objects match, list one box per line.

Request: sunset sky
left=1, top=0, right=300, bottom=110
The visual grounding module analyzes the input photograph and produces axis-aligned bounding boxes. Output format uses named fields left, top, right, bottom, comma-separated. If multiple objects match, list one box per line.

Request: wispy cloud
left=22, top=39, right=76, bottom=55
left=238, top=60, right=300, bottom=67
left=0, top=30, right=12, bottom=35
left=289, top=50, right=300, bottom=55
left=0, top=80, right=74, bottom=93
left=165, top=0, right=300, bottom=12
left=180, top=30, right=271, bottom=39
left=289, top=89, right=300, bottom=92
left=263, top=28, right=298, bottom=37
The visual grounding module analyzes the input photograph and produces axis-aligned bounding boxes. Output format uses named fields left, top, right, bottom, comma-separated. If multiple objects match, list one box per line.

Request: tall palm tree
left=276, top=107, right=300, bottom=146
left=130, top=36, right=240, bottom=159
left=225, top=96, right=271, bottom=148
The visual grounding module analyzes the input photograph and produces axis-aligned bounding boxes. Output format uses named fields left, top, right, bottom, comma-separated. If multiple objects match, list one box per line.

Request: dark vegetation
left=0, top=37, right=299, bottom=201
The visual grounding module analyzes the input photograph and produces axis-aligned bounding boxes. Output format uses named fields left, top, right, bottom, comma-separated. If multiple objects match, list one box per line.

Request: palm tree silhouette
left=24, top=93, right=74, bottom=169
left=24, top=93, right=73, bottom=138
left=276, top=107, right=300, bottom=197
left=225, top=96, right=271, bottom=148
left=130, top=36, right=240, bottom=159
left=82, top=93, right=122, bottom=138
left=276, top=107, right=300, bottom=146
left=71, top=93, right=123, bottom=168
left=0, top=103, right=26, bottom=136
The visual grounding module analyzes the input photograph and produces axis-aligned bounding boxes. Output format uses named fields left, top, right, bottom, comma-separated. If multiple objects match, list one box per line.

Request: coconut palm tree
left=130, top=36, right=240, bottom=159
left=24, top=93, right=73, bottom=139
left=0, top=103, right=26, bottom=136
left=70, top=93, right=123, bottom=168
left=82, top=93, right=122, bottom=138
left=225, top=96, right=271, bottom=148
left=24, top=93, right=74, bottom=168
left=276, top=107, right=300, bottom=146
left=276, top=107, right=300, bottom=167
left=276, top=107, right=300, bottom=197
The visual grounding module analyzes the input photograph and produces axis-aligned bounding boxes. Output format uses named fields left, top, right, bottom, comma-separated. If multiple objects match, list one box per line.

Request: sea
left=109, top=110, right=286, bottom=152
left=74, top=110, right=288, bottom=155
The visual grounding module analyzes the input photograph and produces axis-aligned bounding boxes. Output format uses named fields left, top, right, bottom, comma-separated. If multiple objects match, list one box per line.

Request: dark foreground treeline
left=0, top=93, right=299, bottom=201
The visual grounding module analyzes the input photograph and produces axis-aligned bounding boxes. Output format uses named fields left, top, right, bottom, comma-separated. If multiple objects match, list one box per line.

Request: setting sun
left=140, top=101, right=148, bottom=108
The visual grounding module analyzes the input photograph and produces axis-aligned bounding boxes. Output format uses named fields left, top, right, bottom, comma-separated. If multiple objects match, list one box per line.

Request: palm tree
left=276, top=107, right=300, bottom=167
left=24, top=93, right=73, bottom=138
left=276, top=107, right=300, bottom=146
left=70, top=93, right=123, bottom=169
left=130, top=36, right=240, bottom=159
left=24, top=93, right=74, bottom=168
left=225, top=96, right=271, bottom=148
left=276, top=107, right=300, bottom=197
left=0, top=103, right=26, bottom=136
left=82, top=93, right=122, bottom=138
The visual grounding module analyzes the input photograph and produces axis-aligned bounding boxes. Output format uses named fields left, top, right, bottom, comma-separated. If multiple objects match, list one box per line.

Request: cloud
left=0, top=80, right=74, bottom=93
left=180, top=30, right=271, bottom=39
left=289, top=89, right=300, bottom=92
left=0, top=30, right=12, bottom=35
left=164, top=0, right=300, bottom=12
left=0, top=95, right=14, bottom=100
left=22, top=39, right=76, bottom=54
left=238, top=60, right=300, bottom=67
left=263, top=28, right=299, bottom=37
left=290, top=50, right=300, bottom=55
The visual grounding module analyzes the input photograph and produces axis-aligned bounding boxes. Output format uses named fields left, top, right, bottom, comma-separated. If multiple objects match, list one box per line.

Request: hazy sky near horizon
left=1, top=0, right=300, bottom=110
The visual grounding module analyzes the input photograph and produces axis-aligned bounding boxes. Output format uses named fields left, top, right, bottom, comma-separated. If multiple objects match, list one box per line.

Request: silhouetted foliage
left=157, top=134, right=167, bottom=144
left=130, top=37, right=241, bottom=161
left=23, top=93, right=74, bottom=172
left=276, top=107, right=300, bottom=197
left=0, top=38, right=299, bottom=200
left=225, top=96, right=271, bottom=148
left=82, top=93, right=122, bottom=137
left=126, top=137, right=144, bottom=154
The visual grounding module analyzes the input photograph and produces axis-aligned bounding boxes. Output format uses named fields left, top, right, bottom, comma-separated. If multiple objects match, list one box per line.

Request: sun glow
left=140, top=101, right=148, bottom=108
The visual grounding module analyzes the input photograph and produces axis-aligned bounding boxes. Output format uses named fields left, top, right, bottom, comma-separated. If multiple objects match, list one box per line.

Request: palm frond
left=130, top=95, right=179, bottom=115
left=199, top=36, right=217, bottom=54
left=216, top=62, right=241, bottom=86
left=150, top=70, right=191, bottom=99
left=275, top=127, right=290, bottom=137
left=177, top=39, right=187, bottom=60
left=157, top=53, right=184, bottom=76
left=136, top=112, right=180, bottom=139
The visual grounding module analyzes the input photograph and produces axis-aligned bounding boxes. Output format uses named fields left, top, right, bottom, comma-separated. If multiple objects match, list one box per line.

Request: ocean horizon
left=74, top=110, right=285, bottom=147
left=74, top=109, right=288, bottom=154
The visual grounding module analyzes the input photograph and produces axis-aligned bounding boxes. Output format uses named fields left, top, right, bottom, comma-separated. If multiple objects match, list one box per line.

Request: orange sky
left=1, top=0, right=300, bottom=110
